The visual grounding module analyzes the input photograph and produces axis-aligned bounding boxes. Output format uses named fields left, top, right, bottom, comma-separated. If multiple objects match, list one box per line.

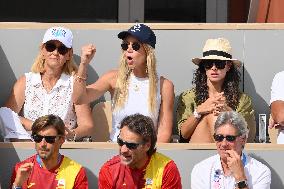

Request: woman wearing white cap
left=177, top=38, right=256, bottom=143
left=0, top=26, right=94, bottom=141
left=73, top=23, right=174, bottom=142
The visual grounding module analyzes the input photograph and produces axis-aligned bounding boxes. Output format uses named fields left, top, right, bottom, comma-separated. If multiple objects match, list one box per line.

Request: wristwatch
left=235, top=180, right=248, bottom=188
left=13, top=185, right=22, bottom=189
left=193, top=109, right=201, bottom=119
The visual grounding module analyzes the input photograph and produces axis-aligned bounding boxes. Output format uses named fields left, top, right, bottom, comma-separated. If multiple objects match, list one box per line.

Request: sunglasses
left=45, top=42, right=69, bottom=55
left=213, top=134, right=240, bottom=142
left=202, top=60, right=227, bottom=70
left=32, top=134, right=60, bottom=144
left=117, top=136, right=144, bottom=150
left=121, top=42, right=141, bottom=51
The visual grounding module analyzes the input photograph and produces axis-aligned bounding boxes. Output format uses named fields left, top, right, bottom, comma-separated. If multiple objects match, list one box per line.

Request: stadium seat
left=91, top=101, right=112, bottom=142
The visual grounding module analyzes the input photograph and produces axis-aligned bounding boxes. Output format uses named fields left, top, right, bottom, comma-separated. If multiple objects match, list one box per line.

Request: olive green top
left=176, top=88, right=256, bottom=142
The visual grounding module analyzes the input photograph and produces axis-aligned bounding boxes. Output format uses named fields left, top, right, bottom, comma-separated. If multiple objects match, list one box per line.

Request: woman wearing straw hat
left=0, top=26, right=94, bottom=142
left=177, top=38, right=256, bottom=143
left=73, top=23, right=174, bottom=143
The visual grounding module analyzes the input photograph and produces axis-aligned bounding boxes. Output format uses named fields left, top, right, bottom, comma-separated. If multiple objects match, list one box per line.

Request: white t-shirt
left=111, top=73, right=161, bottom=141
left=191, top=153, right=271, bottom=189
left=270, top=71, right=284, bottom=143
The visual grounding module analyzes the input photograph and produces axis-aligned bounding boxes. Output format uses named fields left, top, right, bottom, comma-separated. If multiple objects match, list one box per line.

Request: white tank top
left=23, top=72, right=77, bottom=129
left=111, top=73, right=161, bottom=141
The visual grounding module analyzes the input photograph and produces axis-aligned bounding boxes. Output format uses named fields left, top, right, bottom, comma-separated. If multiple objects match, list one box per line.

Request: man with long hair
left=98, top=114, right=181, bottom=188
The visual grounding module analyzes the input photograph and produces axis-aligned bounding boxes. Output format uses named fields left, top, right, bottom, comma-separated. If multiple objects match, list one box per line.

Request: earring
left=145, top=65, right=148, bottom=74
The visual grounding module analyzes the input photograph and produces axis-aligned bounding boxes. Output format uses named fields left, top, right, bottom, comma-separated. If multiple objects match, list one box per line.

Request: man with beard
left=191, top=111, right=271, bottom=189
left=10, top=114, right=88, bottom=189
left=98, top=113, right=182, bottom=189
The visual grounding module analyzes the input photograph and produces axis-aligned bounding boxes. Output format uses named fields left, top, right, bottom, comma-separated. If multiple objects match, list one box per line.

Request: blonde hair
left=31, top=44, right=78, bottom=75
left=113, top=44, right=158, bottom=113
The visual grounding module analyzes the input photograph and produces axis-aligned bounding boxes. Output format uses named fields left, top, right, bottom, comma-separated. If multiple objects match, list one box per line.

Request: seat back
left=91, top=101, right=112, bottom=142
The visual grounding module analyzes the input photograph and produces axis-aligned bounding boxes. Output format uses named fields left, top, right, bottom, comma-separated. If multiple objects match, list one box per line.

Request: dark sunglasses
left=202, top=60, right=227, bottom=70
left=213, top=134, right=239, bottom=142
left=45, top=42, right=69, bottom=55
left=32, top=134, right=60, bottom=144
left=121, top=42, right=141, bottom=51
left=117, top=136, right=144, bottom=150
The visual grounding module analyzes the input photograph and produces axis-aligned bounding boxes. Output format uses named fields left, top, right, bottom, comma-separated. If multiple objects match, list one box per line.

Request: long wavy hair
left=31, top=44, right=78, bottom=75
left=193, top=61, right=241, bottom=110
left=113, top=44, right=158, bottom=113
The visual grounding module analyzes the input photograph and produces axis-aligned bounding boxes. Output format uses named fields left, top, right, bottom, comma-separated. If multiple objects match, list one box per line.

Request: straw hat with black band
left=192, top=38, right=241, bottom=68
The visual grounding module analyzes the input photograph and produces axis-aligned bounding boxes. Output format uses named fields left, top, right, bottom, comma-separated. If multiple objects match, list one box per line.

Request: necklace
left=131, top=73, right=148, bottom=92
left=41, top=73, right=60, bottom=92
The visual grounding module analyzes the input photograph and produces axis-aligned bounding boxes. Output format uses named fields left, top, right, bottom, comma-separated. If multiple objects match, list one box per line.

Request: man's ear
left=241, top=136, right=247, bottom=149
left=143, top=141, right=151, bottom=152
left=59, top=136, right=65, bottom=146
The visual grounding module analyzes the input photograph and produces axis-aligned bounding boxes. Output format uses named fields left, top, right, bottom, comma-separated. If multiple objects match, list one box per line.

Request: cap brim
left=118, top=31, right=131, bottom=40
left=192, top=57, right=242, bottom=68
left=118, top=31, right=144, bottom=44
left=42, top=38, right=72, bottom=48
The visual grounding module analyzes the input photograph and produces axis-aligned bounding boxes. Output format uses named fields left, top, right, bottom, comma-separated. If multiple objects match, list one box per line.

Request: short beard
left=37, top=148, right=52, bottom=160
left=39, top=153, right=50, bottom=160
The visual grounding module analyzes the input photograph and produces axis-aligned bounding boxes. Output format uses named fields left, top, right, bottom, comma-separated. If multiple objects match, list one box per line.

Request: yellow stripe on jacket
left=143, top=152, right=171, bottom=189
left=56, top=156, right=82, bottom=189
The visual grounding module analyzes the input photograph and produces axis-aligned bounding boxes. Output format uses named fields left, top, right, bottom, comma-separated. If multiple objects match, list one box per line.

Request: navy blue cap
left=118, top=24, right=156, bottom=48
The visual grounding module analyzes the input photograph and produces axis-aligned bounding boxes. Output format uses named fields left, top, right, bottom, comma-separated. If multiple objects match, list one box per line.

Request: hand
left=226, top=150, right=246, bottom=181
left=65, top=126, right=76, bottom=141
left=269, top=115, right=283, bottom=129
left=14, top=163, right=33, bottom=186
left=197, top=92, right=226, bottom=115
left=80, top=44, right=96, bottom=65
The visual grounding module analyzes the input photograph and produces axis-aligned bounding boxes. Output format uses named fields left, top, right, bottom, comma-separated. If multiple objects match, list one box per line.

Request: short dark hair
left=32, top=114, right=65, bottom=136
left=120, top=113, right=157, bottom=156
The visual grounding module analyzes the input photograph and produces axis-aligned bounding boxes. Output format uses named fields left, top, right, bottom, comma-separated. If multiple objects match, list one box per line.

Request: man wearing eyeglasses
left=98, top=113, right=182, bottom=189
left=191, top=111, right=271, bottom=189
left=10, top=114, right=88, bottom=189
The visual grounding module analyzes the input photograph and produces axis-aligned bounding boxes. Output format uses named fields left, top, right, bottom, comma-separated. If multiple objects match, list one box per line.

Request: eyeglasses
left=117, top=136, right=144, bottom=150
left=213, top=134, right=239, bottom=142
left=202, top=60, right=227, bottom=70
left=32, top=134, right=60, bottom=144
left=121, top=42, right=141, bottom=51
left=45, top=42, right=69, bottom=55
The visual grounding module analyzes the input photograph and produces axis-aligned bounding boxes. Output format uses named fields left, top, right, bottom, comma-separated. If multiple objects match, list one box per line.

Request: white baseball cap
left=42, top=26, right=73, bottom=48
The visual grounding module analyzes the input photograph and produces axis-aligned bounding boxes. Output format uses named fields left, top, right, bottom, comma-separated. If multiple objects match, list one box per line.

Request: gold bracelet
left=76, top=74, right=87, bottom=81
